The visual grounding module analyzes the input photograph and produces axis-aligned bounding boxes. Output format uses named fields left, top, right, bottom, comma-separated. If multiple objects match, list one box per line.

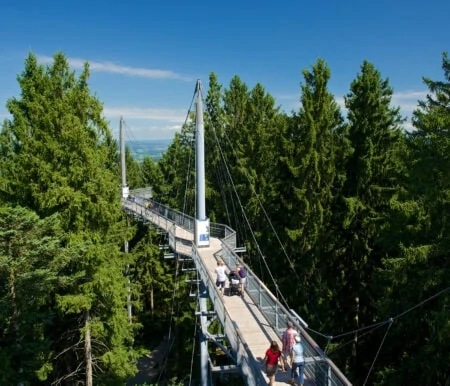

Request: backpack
left=238, top=266, right=247, bottom=278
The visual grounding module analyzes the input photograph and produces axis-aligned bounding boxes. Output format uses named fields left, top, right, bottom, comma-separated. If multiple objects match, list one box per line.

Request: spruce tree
left=0, top=206, right=61, bottom=385
left=374, top=53, right=450, bottom=385
left=204, top=72, right=227, bottom=223
left=0, top=52, right=137, bottom=385
left=219, top=76, right=251, bottom=241
left=141, top=155, right=164, bottom=190
left=278, top=59, right=343, bottom=306
left=331, top=60, right=404, bottom=382
left=156, top=122, right=195, bottom=213
left=125, top=146, right=144, bottom=189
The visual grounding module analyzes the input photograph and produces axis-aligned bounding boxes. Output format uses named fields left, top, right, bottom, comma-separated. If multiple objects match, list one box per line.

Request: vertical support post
left=125, top=240, right=132, bottom=324
left=199, top=280, right=209, bottom=385
left=121, top=117, right=132, bottom=324
left=259, top=283, right=263, bottom=308
left=275, top=303, right=279, bottom=330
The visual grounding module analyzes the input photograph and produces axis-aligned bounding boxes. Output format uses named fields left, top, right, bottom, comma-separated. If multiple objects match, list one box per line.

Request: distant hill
left=126, top=139, right=172, bottom=162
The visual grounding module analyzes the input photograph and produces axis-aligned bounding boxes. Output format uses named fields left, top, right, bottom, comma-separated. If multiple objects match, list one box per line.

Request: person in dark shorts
left=236, top=262, right=247, bottom=295
left=215, top=259, right=227, bottom=296
left=263, top=340, right=283, bottom=385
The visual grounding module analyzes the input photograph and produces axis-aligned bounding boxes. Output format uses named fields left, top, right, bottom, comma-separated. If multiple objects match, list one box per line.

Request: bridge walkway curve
left=123, top=198, right=352, bottom=386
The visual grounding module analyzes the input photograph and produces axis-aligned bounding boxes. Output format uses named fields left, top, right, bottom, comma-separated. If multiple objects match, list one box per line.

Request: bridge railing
left=133, top=197, right=236, bottom=246
left=220, top=241, right=351, bottom=386
left=127, top=196, right=351, bottom=386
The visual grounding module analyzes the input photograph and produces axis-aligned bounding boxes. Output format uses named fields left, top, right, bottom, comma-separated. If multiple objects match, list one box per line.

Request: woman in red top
left=263, top=340, right=282, bottom=385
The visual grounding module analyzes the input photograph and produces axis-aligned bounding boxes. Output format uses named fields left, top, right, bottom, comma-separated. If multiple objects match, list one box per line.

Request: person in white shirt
left=215, top=259, right=227, bottom=296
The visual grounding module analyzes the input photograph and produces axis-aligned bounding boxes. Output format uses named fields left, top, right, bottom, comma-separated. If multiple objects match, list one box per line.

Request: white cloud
left=276, top=93, right=299, bottom=101
left=110, top=119, right=181, bottom=140
left=103, top=106, right=188, bottom=123
left=392, top=90, right=427, bottom=113
left=335, top=96, right=345, bottom=110
left=336, top=90, right=427, bottom=114
left=105, top=107, right=187, bottom=140
left=125, top=124, right=181, bottom=140
left=277, top=89, right=428, bottom=117
left=403, top=120, right=415, bottom=132
left=38, top=55, right=192, bottom=81
left=392, top=90, right=427, bottom=100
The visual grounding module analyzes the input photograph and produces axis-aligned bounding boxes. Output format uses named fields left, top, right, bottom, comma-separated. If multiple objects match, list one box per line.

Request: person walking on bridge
left=235, top=262, right=247, bottom=295
left=289, top=335, right=305, bottom=386
left=215, top=259, right=227, bottom=297
left=282, top=321, right=298, bottom=371
left=263, top=340, right=282, bottom=386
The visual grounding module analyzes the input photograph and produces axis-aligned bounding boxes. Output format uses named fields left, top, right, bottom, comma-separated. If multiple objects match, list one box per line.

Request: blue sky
left=0, top=0, right=449, bottom=140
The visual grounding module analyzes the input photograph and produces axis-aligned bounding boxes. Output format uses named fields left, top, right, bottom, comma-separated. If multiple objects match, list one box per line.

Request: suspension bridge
left=120, top=80, right=353, bottom=386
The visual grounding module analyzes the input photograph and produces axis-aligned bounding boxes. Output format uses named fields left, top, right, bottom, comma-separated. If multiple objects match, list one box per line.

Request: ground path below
left=126, top=336, right=170, bottom=386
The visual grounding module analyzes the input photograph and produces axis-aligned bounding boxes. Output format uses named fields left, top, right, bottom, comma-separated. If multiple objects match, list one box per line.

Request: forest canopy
left=0, top=51, right=449, bottom=385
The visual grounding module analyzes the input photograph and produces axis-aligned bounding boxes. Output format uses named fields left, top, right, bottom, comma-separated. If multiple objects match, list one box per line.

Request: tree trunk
left=150, top=285, right=154, bottom=317
left=9, top=269, right=19, bottom=335
left=10, top=269, right=24, bottom=386
left=84, top=310, right=93, bottom=386
left=352, top=296, right=359, bottom=362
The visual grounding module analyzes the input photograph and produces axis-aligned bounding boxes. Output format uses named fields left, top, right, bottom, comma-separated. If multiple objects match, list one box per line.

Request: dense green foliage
left=0, top=53, right=139, bottom=385
left=372, top=53, right=450, bottom=385
left=0, top=207, right=61, bottom=384
left=329, top=60, right=406, bottom=380
left=156, top=55, right=449, bottom=385
left=1, top=50, right=449, bottom=385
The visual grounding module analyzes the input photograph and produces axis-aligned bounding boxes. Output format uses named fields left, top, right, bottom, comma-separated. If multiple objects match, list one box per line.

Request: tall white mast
left=120, top=116, right=129, bottom=199
left=194, top=80, right=210, bottom=248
